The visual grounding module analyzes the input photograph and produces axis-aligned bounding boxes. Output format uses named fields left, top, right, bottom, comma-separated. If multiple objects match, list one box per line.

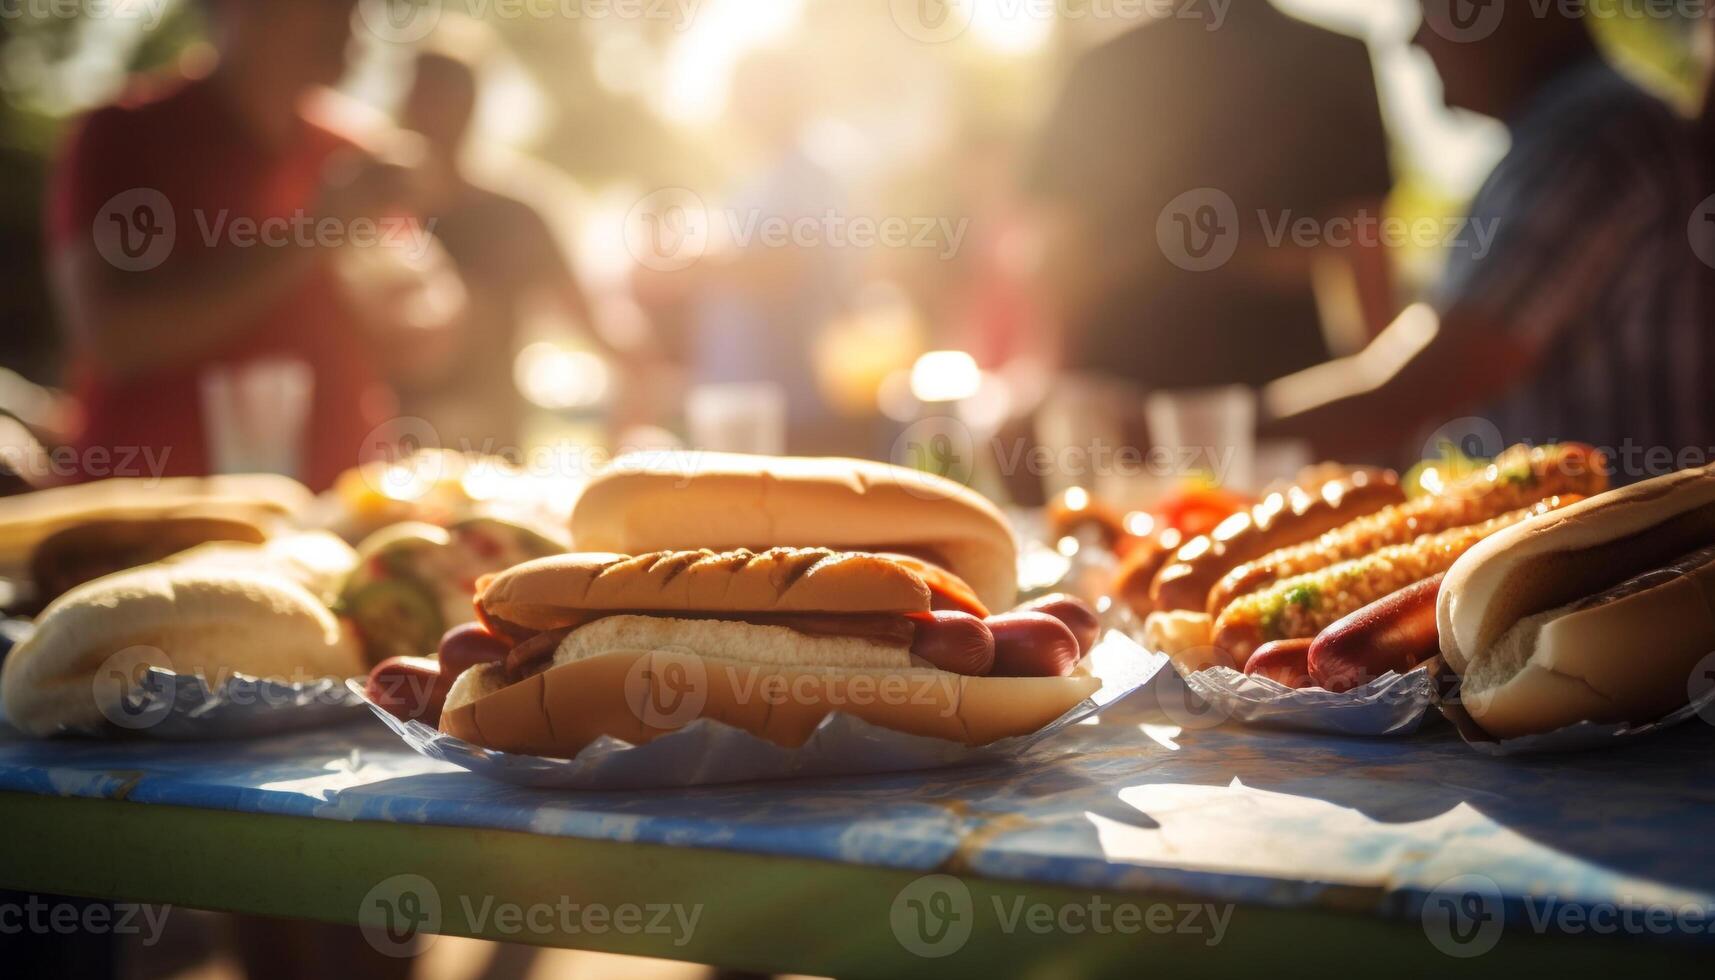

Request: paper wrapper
left=352, top=630, right=1167, bottom=790
left=76, top=667, right=365, bottom=740
left=1435, top=661, right=1715, bottom=755
left=1176, top=664, right=1436, bottom=737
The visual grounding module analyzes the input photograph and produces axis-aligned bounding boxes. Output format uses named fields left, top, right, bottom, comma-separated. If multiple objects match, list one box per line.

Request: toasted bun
left=1439, top=465, right=1715, bottom=738
left=478, top=547, right=932, bottom=632
left=1, top=566, right=363, bottom=736
left=440, top=616, right=1098, bottom=756
left=569, top=452, right=1018, bottom=610
left=0, top=476, right=309, bottom=579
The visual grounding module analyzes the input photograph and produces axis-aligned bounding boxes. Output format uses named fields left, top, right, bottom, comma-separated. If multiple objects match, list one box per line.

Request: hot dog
left=1308, top=574, right=1443, bottom=693
left=435, top=548, right=1101, bottom=756
left=1146, top=471, right=1404, bottom=616
left=1243, top=639, right=1313, bottom=689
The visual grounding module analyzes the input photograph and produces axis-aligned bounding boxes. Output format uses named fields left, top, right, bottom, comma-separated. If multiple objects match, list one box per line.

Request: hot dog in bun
left=380, top=548, right=1097, bottom=756
left=1439, top=464, right=1715, bottom=738
left=568, top=453, right=1017, bottom=612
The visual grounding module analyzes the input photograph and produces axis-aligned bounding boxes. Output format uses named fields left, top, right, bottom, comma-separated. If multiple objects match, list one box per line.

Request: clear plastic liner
left=1177, top=665, right=1436, bottom=737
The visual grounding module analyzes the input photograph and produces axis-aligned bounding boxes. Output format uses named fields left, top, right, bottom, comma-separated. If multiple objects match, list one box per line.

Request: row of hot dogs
left=1120, top=443, right=1610, bottom=689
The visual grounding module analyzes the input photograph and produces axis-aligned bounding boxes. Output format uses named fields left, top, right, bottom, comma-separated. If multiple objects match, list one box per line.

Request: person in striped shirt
left=1264, top=4, right=1712, bottom=479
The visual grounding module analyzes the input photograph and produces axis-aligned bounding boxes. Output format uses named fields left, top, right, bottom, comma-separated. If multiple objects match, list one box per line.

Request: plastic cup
left=685, top=383, right=786, bottom=456
left=1145, top=385, right=1257, bottom=492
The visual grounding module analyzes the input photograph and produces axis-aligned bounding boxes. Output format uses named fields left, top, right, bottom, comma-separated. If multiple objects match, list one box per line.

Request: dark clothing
left=1029, top=4, right=1393, bottom=388
left=1436, top=58, right=1713, bottom=458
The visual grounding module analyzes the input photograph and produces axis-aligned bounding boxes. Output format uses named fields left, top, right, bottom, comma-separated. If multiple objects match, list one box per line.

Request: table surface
left=2, top=670, right=1712, bottom=976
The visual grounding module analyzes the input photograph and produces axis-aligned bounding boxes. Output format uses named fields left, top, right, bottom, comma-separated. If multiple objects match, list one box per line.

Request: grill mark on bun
left=777, top=549, right=824, bottom=593
left=650, top=550, right=700, bottom=585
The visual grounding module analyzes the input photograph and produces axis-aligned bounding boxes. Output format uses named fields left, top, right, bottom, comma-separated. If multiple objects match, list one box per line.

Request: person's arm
left=53, top=238, right=320, bottom=380
left=1262, top=127, right=1664, bottom=459
left=1260, top=303, right=1535, bottom=459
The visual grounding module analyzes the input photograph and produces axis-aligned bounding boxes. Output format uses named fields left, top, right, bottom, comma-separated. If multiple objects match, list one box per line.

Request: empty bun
left=569, top=452, right=1018, bottom=611
left=479, top=547, right=932, bottom=631
left=1439, top=465, right=1715, bottom=738
left=1, top=566, right=363, bottom=736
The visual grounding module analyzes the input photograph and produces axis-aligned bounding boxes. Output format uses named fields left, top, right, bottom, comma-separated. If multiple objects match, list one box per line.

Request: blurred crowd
left=2, top=3, right=1715, bottom=979
left=0, top=0, right=1712, bottom=507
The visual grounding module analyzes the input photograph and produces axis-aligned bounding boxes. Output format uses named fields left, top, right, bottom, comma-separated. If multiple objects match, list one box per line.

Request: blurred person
left=675, top=48, right=860, bottom=454
left=1027, top=0, right=1397, bottom=395
left=399, top=44, right=635, bottom=457
left=47, top=0, right=463, bottom=493
left=1265, top=3, right=1712, bottom=466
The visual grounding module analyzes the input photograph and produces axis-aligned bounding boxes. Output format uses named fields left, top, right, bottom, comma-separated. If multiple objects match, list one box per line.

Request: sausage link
left=1308, top=574, right=1443, bottom=693
left=1244, top=639, right=1314, bottom=689
left=986, top=612, right=1082, bottom=678
left=1013, top=594, right=1100, bottom=655
left=909, top=611, right=995, bottom=676
left=365, top=656, right=449, bottom=725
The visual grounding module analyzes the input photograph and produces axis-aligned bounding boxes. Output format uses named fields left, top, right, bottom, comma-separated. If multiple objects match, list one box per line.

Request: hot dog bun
left=441, top=615, right=1099, bottom=756
left=1, top=565, right=363, bottom=736
left=0, top=475, right=310, bottom=579
left=569, top=452, right=1017, bottom=611
left=478, top=547, right=933, bottom=631
left=28, top=514, right=269, bottom=606
left=1439, top=465, right=1715, bottom=738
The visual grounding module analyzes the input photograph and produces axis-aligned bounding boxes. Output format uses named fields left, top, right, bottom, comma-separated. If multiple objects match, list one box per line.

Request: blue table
left=1, top=672, right=1710, bottom=977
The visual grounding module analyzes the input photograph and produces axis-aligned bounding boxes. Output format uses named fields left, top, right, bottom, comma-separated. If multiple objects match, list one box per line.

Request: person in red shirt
left=48, top=0, right=461, bottom=492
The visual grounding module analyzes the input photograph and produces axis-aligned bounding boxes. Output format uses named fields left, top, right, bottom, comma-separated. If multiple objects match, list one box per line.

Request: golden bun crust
left=441, top=653, right=1098, bottom=757
left=1, top=565, right=363, bottom=736
left=478, top=547, right=933, bottom=631
left=1439, top=465, right=1715, bottom=738
left=568, top=452, right=1018, bottom=610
